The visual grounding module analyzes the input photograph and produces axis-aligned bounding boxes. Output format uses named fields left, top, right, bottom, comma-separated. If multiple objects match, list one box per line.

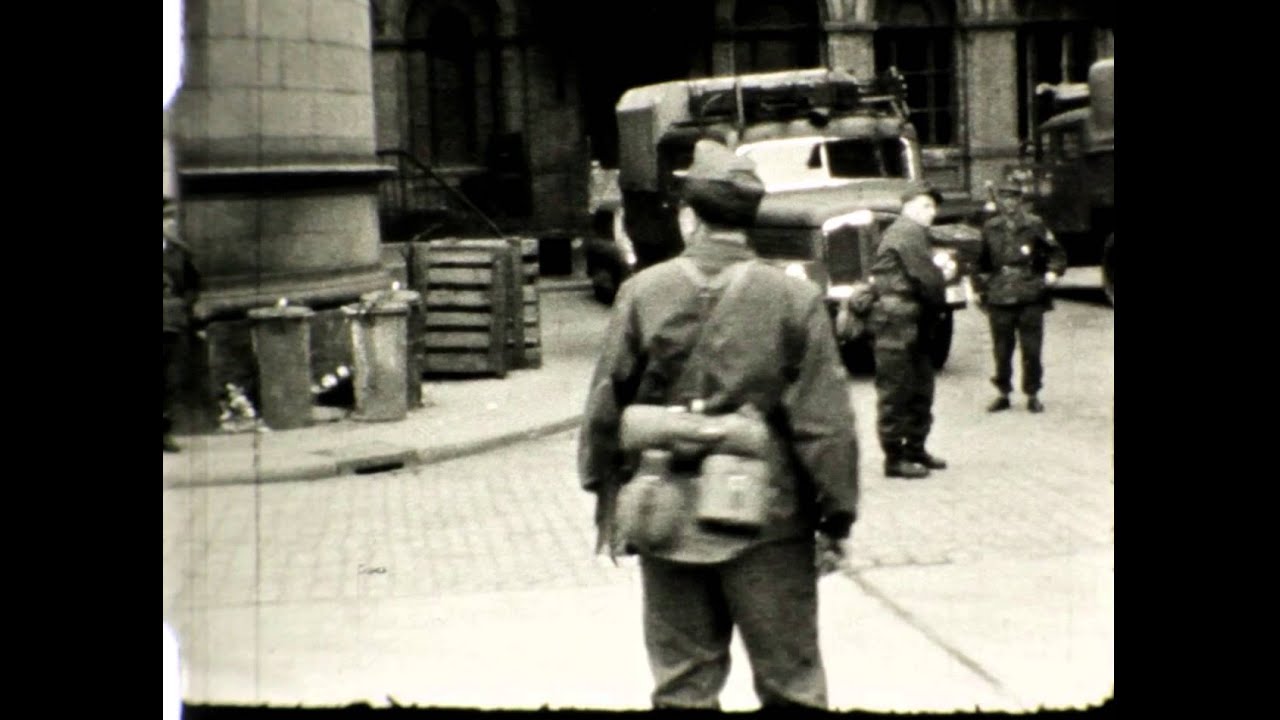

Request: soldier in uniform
left=975, top=184, right=1068, bottom=413
left=578, top=140, right=859, bottom=709
left=868, top=185, right=954, bottom=479
left=163, top=198, right=200, bottom=452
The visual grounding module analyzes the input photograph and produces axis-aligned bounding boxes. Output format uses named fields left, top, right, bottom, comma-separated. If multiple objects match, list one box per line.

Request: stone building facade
left=369, top=0, right=1114, bottom=232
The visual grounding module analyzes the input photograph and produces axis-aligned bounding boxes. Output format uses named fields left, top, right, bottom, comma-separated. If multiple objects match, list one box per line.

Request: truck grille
left=825, top=226, right=865, bottom=284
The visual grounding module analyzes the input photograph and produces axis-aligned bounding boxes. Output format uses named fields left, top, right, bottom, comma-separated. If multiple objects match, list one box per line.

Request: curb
left=165, top=415, right=584, bottom=490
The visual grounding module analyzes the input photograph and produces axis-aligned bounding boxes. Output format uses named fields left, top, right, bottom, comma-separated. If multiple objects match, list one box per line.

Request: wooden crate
left=411, top=239, right=514, bottom=377
left=512, top=237, right=542, bottom=368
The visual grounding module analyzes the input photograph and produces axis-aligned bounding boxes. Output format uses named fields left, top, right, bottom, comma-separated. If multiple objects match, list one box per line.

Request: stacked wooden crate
left=512, top=237, right=542, bottom=368
left=408, top=238, right=541, bottom=377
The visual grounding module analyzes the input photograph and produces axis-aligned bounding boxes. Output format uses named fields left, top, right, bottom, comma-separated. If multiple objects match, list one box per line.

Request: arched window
left=874, top=0, right=957, bottom=147
left=732, top=0, right=821, bottom=73
left=405, top=1, right=498, bottom=166
left=1017, top=0, right=1113, bottom=140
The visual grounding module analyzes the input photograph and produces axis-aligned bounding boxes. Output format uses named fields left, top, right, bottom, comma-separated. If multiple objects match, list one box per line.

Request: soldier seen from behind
left=578, top=140, right=860, bottom=710
left=163, top=197, right=200, bottom=452
left=868, top=185, right=954, bottom=479
left=975, top=183, right=1068, bottom=413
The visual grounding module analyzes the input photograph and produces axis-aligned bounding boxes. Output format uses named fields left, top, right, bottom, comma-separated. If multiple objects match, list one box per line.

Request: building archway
left=552, top=1, right=719, bottom=167
left=404, top=0, right=501, bottom=166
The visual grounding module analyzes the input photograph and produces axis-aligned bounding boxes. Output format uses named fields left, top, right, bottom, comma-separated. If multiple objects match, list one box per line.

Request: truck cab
left=597, top=68, right=982, bottom=371
left=1005, top=58, right=1114, bottom=304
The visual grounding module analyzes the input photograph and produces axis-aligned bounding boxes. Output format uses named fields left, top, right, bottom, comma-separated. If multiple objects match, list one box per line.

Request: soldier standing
left=869, top=185, right=954, bottom=479
left=975, top=184, right=1069, bottom=413
left=578, top=140, right=859, bottom=709
left=163, top=198, right=200, bottom=452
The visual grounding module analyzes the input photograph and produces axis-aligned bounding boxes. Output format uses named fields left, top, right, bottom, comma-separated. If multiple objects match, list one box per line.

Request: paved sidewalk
left=164, top=283, right=606, bottom=489
left=164, top=283, right=1114, bottom=713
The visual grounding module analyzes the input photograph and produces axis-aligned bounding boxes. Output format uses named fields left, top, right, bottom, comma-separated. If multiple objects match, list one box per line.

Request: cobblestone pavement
left=163, top=293, right=1113, bottom=711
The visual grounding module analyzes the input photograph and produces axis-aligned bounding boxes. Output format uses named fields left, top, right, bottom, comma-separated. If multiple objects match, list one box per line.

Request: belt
left=998, top=265, right=1033, bottom=275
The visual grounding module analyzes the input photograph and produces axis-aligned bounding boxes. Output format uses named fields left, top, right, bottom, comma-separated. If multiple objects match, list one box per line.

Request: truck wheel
left=929, top=310, right=954, bottom=370
left=1101, top=234, right=1114, bottom=307
left=591, top=268, right=618, bottom=305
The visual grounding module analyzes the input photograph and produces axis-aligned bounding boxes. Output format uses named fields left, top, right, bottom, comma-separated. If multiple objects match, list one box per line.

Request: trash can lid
left=343, top=299, right=410, bottom=316
left=248, top=305, right=314, bottom=320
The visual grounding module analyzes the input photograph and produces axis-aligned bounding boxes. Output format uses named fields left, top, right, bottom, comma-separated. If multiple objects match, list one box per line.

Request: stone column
left=962, top=26, right=1021, bottom=193
left=826, top=26, right=875, bottom=77
left=171, top=0, right=390, bottom=319
left=168, top=0, right=392, bottom=431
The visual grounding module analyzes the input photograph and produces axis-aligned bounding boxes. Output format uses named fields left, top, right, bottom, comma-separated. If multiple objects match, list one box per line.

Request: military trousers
left=987, top=304, right=1046, bottom=395
left=873, top=341, right=935, bottom=455
left=639, top=538, right=827, bottom=709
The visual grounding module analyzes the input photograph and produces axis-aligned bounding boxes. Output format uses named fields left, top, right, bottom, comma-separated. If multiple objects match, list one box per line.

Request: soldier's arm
left=780, top=291, right=860, bottom=536
left=973, top=229, right=995, bottom=298
left=578, top=280, right=645, bottom=495
left=899, top=235, right=947, bottom=307
left=1037, top=222, right=1069, bottom=276
left=183, top=256, right=201, bottom=307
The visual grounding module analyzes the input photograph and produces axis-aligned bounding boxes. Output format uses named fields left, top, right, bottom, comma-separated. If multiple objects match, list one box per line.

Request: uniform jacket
left=868, top=216, right=947, bottom=350
left=164, top=237, right=200, bottom=333
left=976, top=211, right=1068, bottom=307
left=578, top=231, right=859, bottom=564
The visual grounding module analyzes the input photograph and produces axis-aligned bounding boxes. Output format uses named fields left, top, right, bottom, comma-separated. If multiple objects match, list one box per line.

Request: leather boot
left=884, top=446, right=929, bottom=479
left=1027, top=395, right=1045, bottom=413
left=905, top=443, right=947, bottom=470
left=987, top=395, right=1011, bottom=412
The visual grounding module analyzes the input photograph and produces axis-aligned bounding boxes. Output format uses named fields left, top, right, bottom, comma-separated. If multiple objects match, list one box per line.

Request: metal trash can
left=343, top=297, right=411, bottom=422
left=361, top=287, right=424, bottom=409
left=248, top=303, right=315, bottom=430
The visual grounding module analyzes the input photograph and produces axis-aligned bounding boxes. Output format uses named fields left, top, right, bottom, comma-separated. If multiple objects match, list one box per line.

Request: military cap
left=681, top=140, right=766, bottom=228
left=900, top=183, right=944, bottom=206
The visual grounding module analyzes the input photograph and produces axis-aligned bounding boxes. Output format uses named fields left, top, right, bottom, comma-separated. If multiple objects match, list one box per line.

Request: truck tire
left=929, top=310, right=954, bottom=370
left=1101, top=234, right=1114, bottom=307
left=591, top=267, right=619, bottom=305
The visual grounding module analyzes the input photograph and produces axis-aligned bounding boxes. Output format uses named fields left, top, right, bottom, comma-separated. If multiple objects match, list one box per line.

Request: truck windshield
left=737, top=137, right=910, bottom=191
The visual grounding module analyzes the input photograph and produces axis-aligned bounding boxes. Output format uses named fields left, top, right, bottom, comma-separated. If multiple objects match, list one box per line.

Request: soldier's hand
left=816, top=530, right=854, bottom=575
left=1044, top=272, right=1060, bottom=286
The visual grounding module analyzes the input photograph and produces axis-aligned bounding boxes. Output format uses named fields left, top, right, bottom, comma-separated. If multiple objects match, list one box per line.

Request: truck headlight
left=785, top=263, right=808, bottom=280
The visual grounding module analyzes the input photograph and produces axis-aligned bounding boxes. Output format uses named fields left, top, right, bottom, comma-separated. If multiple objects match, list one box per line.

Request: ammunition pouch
left=694, top=454, right=772, bottom=531
left=616, top=403, right=779, bottom=548
left=869, top=294, right=921, bottom=350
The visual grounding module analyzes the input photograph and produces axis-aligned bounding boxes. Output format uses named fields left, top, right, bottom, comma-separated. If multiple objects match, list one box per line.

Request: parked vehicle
left=602, top=68, right=984, bottom=371
left=1005, top=57, right=1114, bottom=305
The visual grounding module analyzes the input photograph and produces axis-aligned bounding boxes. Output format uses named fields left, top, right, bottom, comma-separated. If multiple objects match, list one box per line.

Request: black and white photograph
left=163, top=0, right=1114, bottom=715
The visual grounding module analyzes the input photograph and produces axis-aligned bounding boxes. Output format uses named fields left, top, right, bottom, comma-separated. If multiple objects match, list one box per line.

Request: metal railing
left=375, top=149, right=505, bottom=240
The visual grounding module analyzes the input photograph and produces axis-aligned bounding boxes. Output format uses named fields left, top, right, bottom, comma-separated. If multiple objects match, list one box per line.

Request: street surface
left=163, top=285, right=1114, bottom=712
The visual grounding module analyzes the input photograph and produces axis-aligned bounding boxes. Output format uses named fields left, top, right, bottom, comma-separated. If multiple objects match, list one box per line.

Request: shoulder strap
left=670, top=258, right=754, bottom=404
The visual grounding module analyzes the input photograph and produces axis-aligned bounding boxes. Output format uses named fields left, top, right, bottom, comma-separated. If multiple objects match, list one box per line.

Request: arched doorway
left=554, top=1, right=719, bottom=168
left=405, top=0, right=501, bottom=166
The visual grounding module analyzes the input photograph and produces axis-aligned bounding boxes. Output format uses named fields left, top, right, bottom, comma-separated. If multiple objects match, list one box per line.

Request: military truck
left=1005, top=57, right=1114, bottom=305
left=598, top=68, right=983, bottom=371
